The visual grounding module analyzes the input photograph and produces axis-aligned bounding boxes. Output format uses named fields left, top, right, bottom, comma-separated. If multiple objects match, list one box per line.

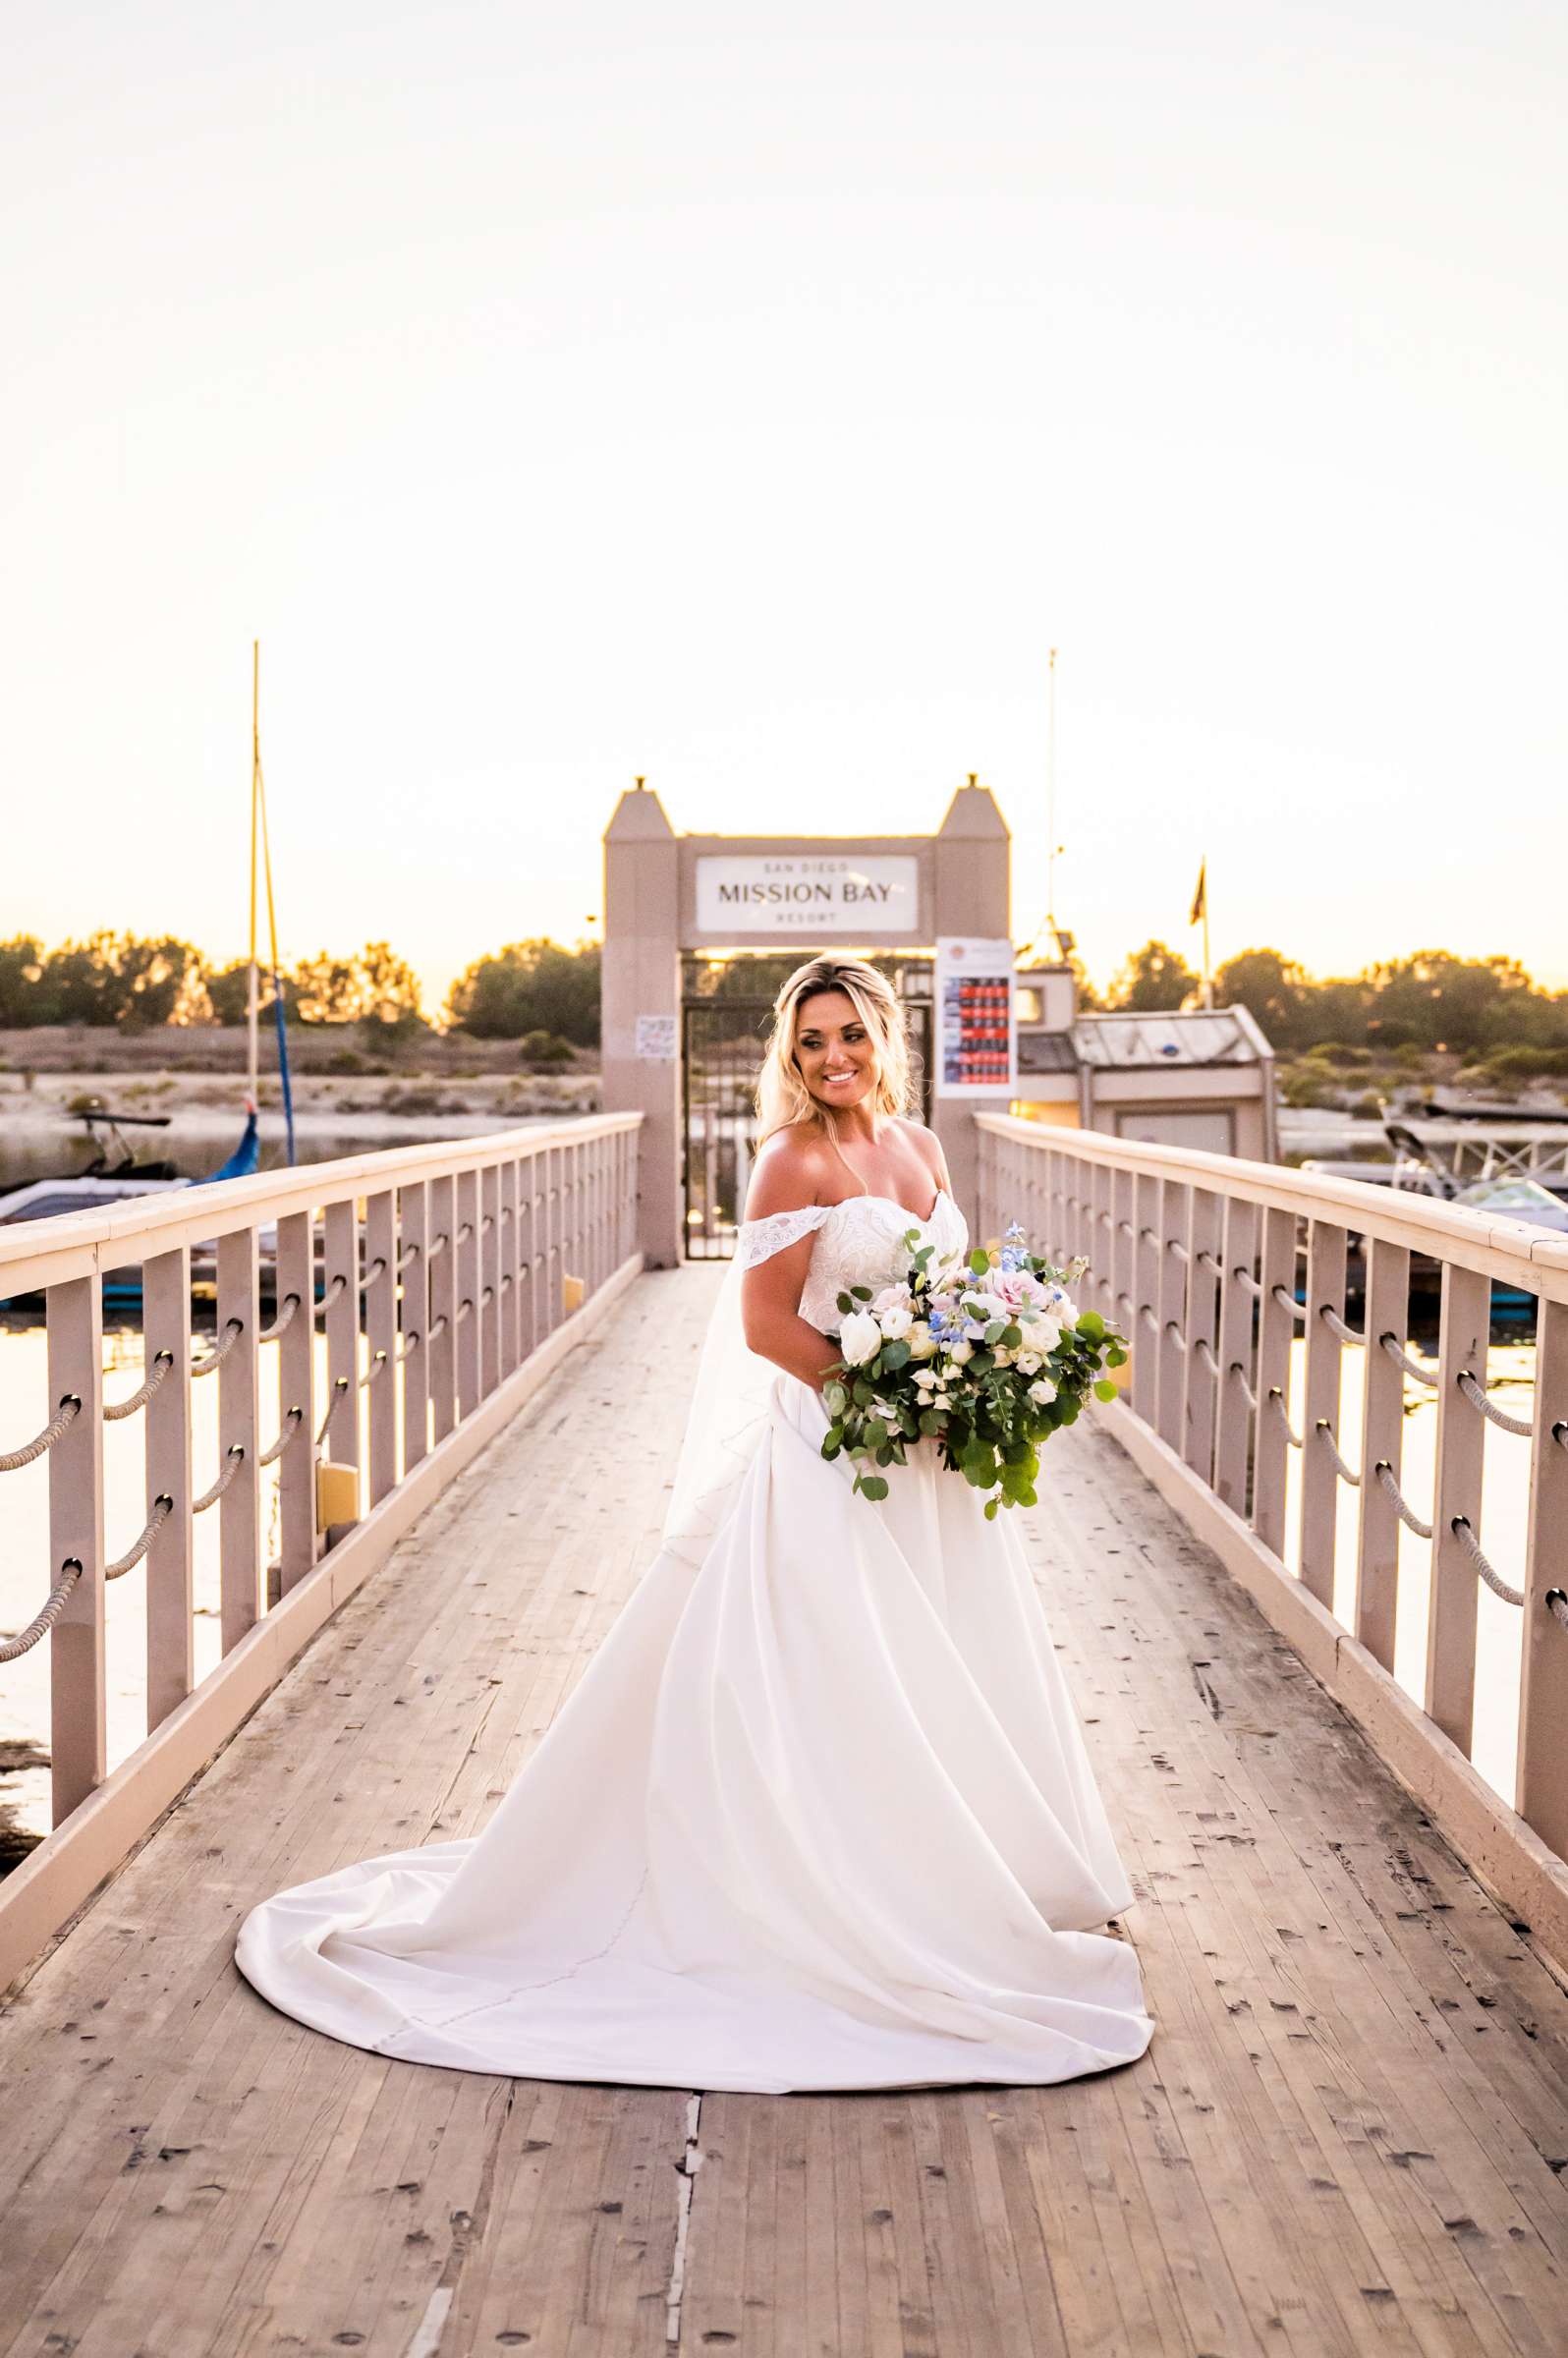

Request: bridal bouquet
left=819, top=1222, right=1128, bottom=1516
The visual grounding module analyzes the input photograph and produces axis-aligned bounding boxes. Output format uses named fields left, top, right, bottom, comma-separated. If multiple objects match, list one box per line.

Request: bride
left=236, top=956, right=1155, bottom=2091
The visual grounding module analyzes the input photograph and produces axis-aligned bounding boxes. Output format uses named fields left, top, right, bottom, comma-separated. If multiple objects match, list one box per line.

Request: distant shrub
left=1306, top=1041, right=1372, bottom=1068
left=1350, top=1092, right=1385, bottom=1118
left=1282, top=1068, right=1334, bottom=1107
left=518, top=1030, right=576, bottom=1071
left=326, top=1048, right=364, bottom=1075
left=1482, top=1044, right=1568, bottom=1080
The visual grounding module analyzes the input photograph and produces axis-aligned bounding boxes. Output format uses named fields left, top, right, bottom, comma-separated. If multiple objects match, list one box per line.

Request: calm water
left=0, top=1300, right=1538, bottom=1854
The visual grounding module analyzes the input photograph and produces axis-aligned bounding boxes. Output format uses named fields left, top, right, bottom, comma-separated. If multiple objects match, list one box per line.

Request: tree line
left=1, top=929, right=1564, bottom=1064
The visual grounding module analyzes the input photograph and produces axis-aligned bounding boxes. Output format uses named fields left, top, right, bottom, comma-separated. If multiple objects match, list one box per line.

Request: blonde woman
left=238, top=956, right=1154, bottom=2094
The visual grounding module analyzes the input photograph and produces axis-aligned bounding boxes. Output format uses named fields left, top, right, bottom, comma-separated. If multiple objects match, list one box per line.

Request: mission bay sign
left=694, top=854, right=919, bottom=934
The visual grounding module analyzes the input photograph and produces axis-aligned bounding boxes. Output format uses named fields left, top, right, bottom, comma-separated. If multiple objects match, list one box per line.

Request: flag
left=1189, top=860, right=1206, bottom=926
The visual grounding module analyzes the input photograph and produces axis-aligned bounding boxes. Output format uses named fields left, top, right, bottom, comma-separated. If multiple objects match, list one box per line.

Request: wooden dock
left=2, top=1264, right=1566, bottom=2356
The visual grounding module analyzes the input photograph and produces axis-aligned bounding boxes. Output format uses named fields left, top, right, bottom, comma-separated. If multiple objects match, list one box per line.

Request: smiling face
left=793, top=987, right=879, bottom=1114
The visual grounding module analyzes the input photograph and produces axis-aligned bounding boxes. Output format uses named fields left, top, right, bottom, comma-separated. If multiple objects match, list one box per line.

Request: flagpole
left=1202, top=853, right=1212, bottom=1008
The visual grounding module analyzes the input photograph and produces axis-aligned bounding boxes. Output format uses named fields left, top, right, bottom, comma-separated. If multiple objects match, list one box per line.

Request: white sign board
left=635, top=1014, right=677, bottom=1061
left=935, top=936, right=1017, bottom=1096
left=695, top=854, right=919, bottom=936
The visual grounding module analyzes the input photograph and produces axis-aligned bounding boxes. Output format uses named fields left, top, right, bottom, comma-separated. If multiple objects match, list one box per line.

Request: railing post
left=1182, top=1190, right=1221, bottom=1481
left=276, top=1211, right=317, bottom=1594
left=1110, top=1167, right=1135, bottom=1349
left=519, top=1151, right=539, bottom=1356
left=1156, top=1180, right=1190, bottom=1453
left=1213, top=1198, right=1259, bottom=1516
left=456, top=1168, right=481, bottom=1417
left=323, top=1201, right=361, bottom=1510
left=143, top=1245, right=194, bottom=1727
left=398, top=1184, right=430, bottom=1475
left=1428, top=1263, right=1489, bottom=1757
left=1355, top=1239, right=1410, bottom=1673
left=427, top=1175, right=457, bottom=1446
left=1299, top=1221, right=1347, bottom=1607
left=1254, top=1207, right=1298, bottom=1560
left=365, top=1189, right=398, bottom=1507
left=217, top=1228, right=261, bottom=1654
left=48, top=1273, right=104, bottom=1823
left=543, top=1145, right=561, bottom=1337
left=1518, top=1294, right=1568, bottom=1855
left=480, top=1164, right=501, bottom=1395
left=1132, top=1174, right=1161, bottom=1428
left=499, top=1158, right=521, bottom=1377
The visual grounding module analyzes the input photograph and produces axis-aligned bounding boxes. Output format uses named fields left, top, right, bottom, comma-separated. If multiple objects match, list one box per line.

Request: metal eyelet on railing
left=1449, top=1515, right=1524, bottom=1608
left=103, top=1351, right=175, bottom=1423
left=1455, top=1370, right=1534, bottom=1437
left=258, top=1406, right=306, bottom=1467
left=1316, top=1420, right=1362, bottom=1487
left=1229, top=1361, right=1258, bottom=1410
left=192, top=1318, right=245, bottom=1376
left=0, top=1558, right=84, bottom=1661
left=1271, top=1285, right=1307, bottom=1321
left=259, top=1293, right=302, bottom=1344
left=107, top=1494, right=176, bottom=1579
left=1546, top=1589, right=1568, bottom=1632
left=1555, top=1422, right=1568, bottom=1455
left=1373, top=1460, right=1432, bottom=1539
left=1318, top=1303, right=1365, bottom=1347
left=360, top=1349, right=389, bottom=1389
left=0, top=1394, right=83, bottom=1472
left=193, top=1445, right=246, bottom=1515
left=1268, top=1388, right=1304, bottom=1448
left=1380, top=1332, right=1440, bottom=1386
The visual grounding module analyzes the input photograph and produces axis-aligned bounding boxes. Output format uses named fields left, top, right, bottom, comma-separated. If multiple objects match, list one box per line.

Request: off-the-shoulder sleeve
left=736, top=1204, right=830, bottom=1269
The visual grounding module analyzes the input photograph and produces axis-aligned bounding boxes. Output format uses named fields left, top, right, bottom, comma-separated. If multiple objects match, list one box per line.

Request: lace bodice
left=737, top=1191, right=970, bottom=1332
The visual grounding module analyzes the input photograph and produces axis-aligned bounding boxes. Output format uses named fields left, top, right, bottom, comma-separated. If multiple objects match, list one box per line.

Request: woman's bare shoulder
left=745, top=1124, right=834, bottom=1220
left=891, top=1113, right=949, bottom=1187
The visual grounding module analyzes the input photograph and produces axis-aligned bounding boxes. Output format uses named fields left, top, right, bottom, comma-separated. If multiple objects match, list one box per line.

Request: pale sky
left=4, top=0, right=1564, bottom=1014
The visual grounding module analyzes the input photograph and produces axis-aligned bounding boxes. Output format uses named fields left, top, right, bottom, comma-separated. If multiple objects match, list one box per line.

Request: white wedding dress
left=235, top=1187, right=1155, bottom=2092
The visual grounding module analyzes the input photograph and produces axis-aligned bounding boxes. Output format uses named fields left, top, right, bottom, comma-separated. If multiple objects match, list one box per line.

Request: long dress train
left=235, top=1188, right=1155, bottom=2092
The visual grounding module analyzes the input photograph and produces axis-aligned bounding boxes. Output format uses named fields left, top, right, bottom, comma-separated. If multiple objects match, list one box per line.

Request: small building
left=1013, top=963, right=1279, bottom=1162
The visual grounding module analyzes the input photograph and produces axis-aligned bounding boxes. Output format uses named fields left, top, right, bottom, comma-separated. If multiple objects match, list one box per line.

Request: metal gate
left=682, top=997, right=932, bottom=1259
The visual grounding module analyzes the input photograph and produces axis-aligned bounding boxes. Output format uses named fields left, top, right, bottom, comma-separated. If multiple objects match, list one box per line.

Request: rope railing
left=1319, top=1303, right=1365, bottom=1348
left=258, top=1406, right=306, bottom=1468
left=397, top=1333, right=421, bottom=1364
left=1139, top=1226, right=1159, bottom=1248
left=1271, top=1285, right=1307, bottom=1322
left=192, top=1318, right=245, bottom=1377
left=1373, top=1460, right=1432, bottom=1540
left=359, top=1349, right=389, bottom=1389
left=360, top=1258, right=388, bottom=1293
left=1232, top=1267, right=1261, bottom=1299
left=426, top=1233, right=449, bottom=1260
left=1449, top=1515, right=1524, bottom=1609
left=315, top=1272, right=350, bottom=1315
left=314, top=1377, right=351, bottom=1449
left=456, top=1223, right=475, bottom=1245
left=1456, top=1370, right=1534, bottom=1438
left=426, top=1314, right=448, bottom=1343
left=457, top=1297, right=475, bottom=1322
left=1380, top=1332, right=1440, bottom=1386
left=1117, top=1220, right=1135, bottom=1239
left=106, top=1494, right=175, bottom=1580
left=397, top=1241, right=421, bottom=1273
left=1556, top=1423, right=1568, bottom=1455
left=1229, top=1361, right=1258, bottom=1411
left=1196, top=1249, right=1222, bottom=1277
left=1548, top=1589, right=1568, bottom=1632
left=1138, top=1305, right=1159, bottom=1330
left=259, top=1293, right=302, bottom=1345
left=193, top=1445, right=246, bottom=1516
left=1268, top=1388, right=1304, bottom=1448
left=1316, top=1420, right=1362, bottom=1488
left=0, top=1394, right=82, bottom=1473
left=1192, top=1334, right=1219, bottom=1375
left=0, top=1559, right=84, bottom=1662
left=1164, top=1319, right=1187, bottom=1352
left=103, top=1350, right=174, bottom=1423
left=1167, top=1238, right=1190, bottom=1265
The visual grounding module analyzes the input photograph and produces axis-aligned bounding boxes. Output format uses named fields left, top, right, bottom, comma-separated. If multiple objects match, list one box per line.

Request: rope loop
left=259, top=1293, right=302, bottom=1344
left=0, top=1558, right=84, bottom=1661
left=1229, top=1361, right=1258, bottom=1411
left=193, top=1444, right=247, bottom=1515
left=192, top=1318, right=245, bottom=1377
left=360, top=1257, right=388, bottom=1293
left=1455, top=1369, right=1534, bottom=1437
left=1380, top=1331, right=1440, bottom=1386
left=1232, top=1267, right=1261, bottom=1299
left=258, top=1406, right=306, bottom=1467
left=103, top=1350, right=175, bottom=1422
left=107, top=1494, right=176, bottom=1579
left=1546, top=1589, right=1568, bottom=1633
left=314, top=1376, right=352, bottom=1449
left=1271, top=1284, right=1308, bottom=1322
left=1268, top=1388, right=1304, bottom=1448
left=1316, top=1420, right=1362, bottom=1487
left=0, top=1394, right=83, bottom=1473
left=1448, top=1515, right=1524, bottom=1607
left=1318, top=1302, right=1365, bottom=1347
left=1373, top=1460, right=1433, bottom=1539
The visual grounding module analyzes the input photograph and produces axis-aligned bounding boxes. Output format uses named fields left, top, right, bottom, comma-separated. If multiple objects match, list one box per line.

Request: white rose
left=1050, top=1293, right=1079, bottom=1329
left=907, top=1320, right=937, bottom=1360
left=1028, top=1314, right=1062, bottom=1355
left=876, top=1305, right=914, bottom=1342
left=1016, top=1350, right=1041, bottom=1376
left=1028, top=1376, right=1058, bottom=1406
left=945, top=1338, right=975, bottom=1366
left=839, top=1311, right=881, bottom=1366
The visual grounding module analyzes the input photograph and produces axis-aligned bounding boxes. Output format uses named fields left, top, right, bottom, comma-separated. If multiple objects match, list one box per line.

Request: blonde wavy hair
left=755, top=957, right=916, bottom=1145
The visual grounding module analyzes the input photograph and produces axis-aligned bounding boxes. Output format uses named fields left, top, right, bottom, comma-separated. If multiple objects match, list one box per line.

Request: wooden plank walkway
left=2, top=1265, right=1566, bottom=2357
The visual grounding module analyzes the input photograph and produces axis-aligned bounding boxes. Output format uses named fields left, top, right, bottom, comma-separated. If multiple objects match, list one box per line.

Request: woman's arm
left=739, top=1141, right=845, bottom=1392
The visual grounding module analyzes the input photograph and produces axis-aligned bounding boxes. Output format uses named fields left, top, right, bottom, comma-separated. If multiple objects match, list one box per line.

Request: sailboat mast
left=248, top=641, right=260, bottom=1104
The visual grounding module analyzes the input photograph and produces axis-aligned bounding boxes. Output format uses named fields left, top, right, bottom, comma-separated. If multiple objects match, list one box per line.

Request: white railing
left=0, top=1113, right=642, bottom=1989
left=977, top=1114, right=1568, bottom=1960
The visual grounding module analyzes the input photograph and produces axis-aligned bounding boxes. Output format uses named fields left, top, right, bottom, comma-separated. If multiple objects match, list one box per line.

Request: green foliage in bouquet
left=818, top=1225, right=1129, bottom=1517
